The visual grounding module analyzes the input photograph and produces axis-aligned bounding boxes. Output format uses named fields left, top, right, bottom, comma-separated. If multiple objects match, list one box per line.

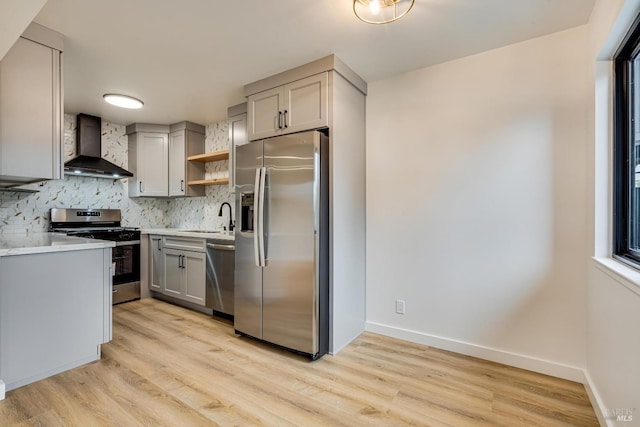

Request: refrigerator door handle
left=258, top=166, right=267, bottom=267
left=253, top=167, right=261, bottom=267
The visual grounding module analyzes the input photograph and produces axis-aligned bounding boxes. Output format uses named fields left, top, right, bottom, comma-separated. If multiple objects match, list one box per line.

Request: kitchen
left=0, top=0, right=637, bottom=425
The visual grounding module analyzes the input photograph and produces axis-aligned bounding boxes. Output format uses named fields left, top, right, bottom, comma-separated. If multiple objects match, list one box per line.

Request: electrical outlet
left=395, top=299, right=405, bottom=315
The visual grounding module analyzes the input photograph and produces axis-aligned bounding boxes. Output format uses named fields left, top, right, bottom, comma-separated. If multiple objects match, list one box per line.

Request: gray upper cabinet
left=127, top=122, right=205, bottom=198
left=168, top=130, right=185, bottom=196
left=169, top=122, right=205, bottom=197
left=127, top=125, right=169, bottom=197
left=247, top=73, right=328, bottom=141
left=248, top=86, right=282, bottom=140
left=0, top=23, right=63, bottom=188
left=228, top=103, right=247, bottom=193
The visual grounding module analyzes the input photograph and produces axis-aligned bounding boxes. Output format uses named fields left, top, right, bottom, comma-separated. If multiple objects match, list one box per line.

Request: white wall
left=366, top=26, right=589, bottom=381
left=586, top=0, right=640, bottom=425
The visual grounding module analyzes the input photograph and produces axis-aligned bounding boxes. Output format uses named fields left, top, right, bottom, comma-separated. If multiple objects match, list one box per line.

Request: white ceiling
left=33, top=0, right=595, bottom=126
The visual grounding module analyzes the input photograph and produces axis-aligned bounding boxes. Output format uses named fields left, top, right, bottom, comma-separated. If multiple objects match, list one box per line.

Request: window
left=614, top=14, right=640, bottom=267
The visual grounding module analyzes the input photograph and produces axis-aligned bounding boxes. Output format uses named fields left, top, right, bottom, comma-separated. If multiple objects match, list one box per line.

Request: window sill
left=592, top=257, right=640, bottom=296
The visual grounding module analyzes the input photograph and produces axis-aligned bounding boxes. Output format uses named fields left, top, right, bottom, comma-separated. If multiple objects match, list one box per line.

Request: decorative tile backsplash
left=0, top=114, right=233, bottom=235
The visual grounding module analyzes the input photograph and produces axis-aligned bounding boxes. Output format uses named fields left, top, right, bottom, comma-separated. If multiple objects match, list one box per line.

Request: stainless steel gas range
left=49, top=208, right=141, bottom=304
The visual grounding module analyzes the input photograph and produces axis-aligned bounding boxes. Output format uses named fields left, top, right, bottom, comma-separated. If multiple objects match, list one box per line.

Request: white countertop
left=142, top=228, right=235, bottom=242
left=0, top=232, right=115, bottom=257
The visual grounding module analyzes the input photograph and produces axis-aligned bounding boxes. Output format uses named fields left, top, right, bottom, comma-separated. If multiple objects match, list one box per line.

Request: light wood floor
left=0, top=298, right=598, bottom=426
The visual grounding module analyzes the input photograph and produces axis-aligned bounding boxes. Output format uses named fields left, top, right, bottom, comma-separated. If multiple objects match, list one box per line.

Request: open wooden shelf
left=187, top=150, right=229, bottom=163
left=187, top=178, right=229, bottom=186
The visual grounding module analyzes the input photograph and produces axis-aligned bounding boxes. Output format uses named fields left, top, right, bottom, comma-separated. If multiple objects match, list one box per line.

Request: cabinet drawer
left=163, top=237, right=206, bottom=252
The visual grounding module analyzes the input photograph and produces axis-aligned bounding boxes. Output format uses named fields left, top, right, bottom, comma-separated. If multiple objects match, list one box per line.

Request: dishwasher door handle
left=206, top=243, right=235, bottom=251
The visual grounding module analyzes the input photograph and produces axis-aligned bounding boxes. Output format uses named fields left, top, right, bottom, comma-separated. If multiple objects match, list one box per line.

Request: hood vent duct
left=64, top=113, right=133, bottom=179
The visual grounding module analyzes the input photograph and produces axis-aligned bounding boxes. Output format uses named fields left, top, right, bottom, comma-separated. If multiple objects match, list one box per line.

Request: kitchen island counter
left=0, top=237, right=113, bottom=397
left=0, top=232, right=115, bottom=257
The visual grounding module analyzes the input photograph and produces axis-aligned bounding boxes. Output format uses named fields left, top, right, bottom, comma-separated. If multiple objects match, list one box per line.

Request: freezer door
left=234, top=141, right=263, bottom=339
left=262, top=131, right=320, bottom=354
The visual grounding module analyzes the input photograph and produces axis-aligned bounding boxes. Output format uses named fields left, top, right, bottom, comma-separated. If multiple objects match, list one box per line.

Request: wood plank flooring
left=0, top=298, right=598, bottom=426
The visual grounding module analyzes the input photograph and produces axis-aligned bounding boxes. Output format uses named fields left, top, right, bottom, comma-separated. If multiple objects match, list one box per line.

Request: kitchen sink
left=180, top=230, right=220, bottom=233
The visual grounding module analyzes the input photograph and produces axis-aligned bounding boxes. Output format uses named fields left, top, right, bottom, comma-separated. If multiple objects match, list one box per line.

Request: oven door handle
left=115, top=240, right=140, bottom=246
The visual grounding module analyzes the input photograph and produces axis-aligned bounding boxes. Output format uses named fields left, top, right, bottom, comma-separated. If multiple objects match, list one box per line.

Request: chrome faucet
left=218, top=202, right=234, bottom=231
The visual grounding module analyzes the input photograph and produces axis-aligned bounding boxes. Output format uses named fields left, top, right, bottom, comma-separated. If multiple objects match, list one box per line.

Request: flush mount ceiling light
left=353, top=0, right=414, bottom=24
left=102, top=93, right=144, bottom=109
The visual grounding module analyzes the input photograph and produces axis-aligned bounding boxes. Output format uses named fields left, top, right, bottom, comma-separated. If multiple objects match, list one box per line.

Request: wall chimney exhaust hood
left=64, top=113, right=133, bottom=179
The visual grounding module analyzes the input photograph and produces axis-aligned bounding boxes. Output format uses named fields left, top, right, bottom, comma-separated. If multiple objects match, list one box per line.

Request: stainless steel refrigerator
left=234, top=130, right=329, bottom=360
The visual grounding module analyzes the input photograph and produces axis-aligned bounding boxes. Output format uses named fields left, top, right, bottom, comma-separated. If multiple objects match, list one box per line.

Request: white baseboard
left=365, top=321, right=585, bottom=383
left=582, top=370, right=612, bottom=427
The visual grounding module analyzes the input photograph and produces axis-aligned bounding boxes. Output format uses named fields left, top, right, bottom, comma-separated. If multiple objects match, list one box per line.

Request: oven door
left=112, top=241, right=140, bottom=304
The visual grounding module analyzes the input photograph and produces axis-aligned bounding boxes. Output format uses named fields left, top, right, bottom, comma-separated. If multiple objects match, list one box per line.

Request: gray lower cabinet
left=148, top=233, right=236, bottom=315
left=0, top=248, right=112, bottom=392
left=163, top=248, right=182, bottom=298
left=149, top=235, right=163, bottom=292
left=161, top=237, right=206, bottom=306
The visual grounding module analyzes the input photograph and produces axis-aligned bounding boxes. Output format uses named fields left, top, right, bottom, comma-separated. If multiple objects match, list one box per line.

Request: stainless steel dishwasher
left=206, top=238, right=235, bottom=317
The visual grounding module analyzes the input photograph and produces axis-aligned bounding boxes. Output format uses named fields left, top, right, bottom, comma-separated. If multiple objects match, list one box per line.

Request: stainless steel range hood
left=64, top=113, right=133, bottom=179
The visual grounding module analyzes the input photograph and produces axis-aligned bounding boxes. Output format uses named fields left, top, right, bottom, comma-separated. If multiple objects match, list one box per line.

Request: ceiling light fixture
left=353, top=0, right=414, bottom=24
left=102, top=93, right=144, bottom=109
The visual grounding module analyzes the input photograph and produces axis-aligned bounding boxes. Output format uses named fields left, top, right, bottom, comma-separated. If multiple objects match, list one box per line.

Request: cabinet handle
left=284, top=110, right=288, bottom=128
left=278, top=111, right=283, bottom=129
left=181, top=179, right=184, bottom=192
left=157, top=239, right=161, bottom=251
left=139, top=181, right=143, bottom=193
left=178, top=255, right=182, bottom=268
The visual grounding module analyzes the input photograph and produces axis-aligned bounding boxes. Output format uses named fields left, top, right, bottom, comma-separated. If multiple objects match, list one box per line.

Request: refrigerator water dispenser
left=240, top=192, right=254, bottom=232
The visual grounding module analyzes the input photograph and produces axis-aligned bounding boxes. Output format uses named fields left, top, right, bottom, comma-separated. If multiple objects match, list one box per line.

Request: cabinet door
left=168, top=130, right=186, bottom=197
left=228, top=112, right=247, bottom=193
left=248, top=86, right=283, bottom=141
left=149, top=236, right=164, bottom=292
left=0, top=37, right=62, bottom=181
left=138, top=133, right=168, bottom=196
left=283, top=73, right=328, bottom=135
left=183, top=251, right=206, bottom=306
left=163, top=249, right=183, bottom=298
